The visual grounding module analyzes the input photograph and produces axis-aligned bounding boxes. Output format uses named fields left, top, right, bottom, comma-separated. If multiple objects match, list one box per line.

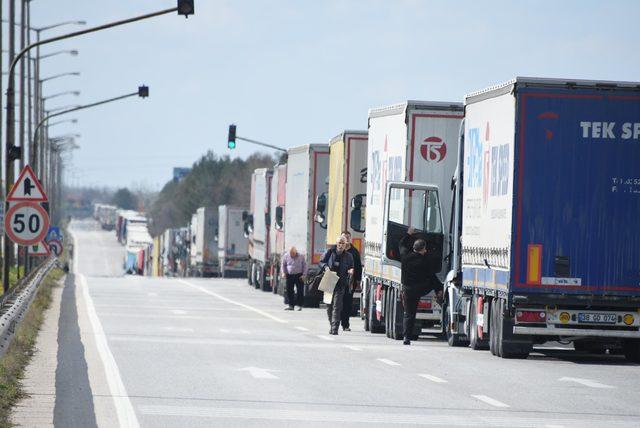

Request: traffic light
left=177, top=0, right=194, bottom=17
left=138, top=85, right=149, bottom=98
left=228, top=124, right=237, bottom=149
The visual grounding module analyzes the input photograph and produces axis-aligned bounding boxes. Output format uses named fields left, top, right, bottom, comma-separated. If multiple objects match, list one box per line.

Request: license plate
left=578, top=313, right=617, bottom=324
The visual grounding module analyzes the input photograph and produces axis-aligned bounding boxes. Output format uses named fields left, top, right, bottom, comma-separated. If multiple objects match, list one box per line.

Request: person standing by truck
left=340, top=231, right=362, bottom=331
left=281, top=246, right=307, bottom=311
left=400, top=238, right=442, bottom=345
left=320, top=237, right=354, bottom=335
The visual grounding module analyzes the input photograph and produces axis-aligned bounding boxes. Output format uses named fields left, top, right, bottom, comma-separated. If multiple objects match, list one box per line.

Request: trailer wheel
left=272, top=265, right=279, bottom=294
left=385, top=288, right=392, bottom=338
left=622, top=340, right=640, bottom=363
left=443, top=301, right=468, bottom=347
left=363, top=282, right=370, bottom=331
left=368, top=283, right=384, bottom=334
left=469, top=295, right=489, bottom=350
left=391, top=288, right=404, bottom=340
left=495, top=299, right=531, bottom=359
left=248, top=261, right=254, bottom=286
left=489, top=298, right=498, bottom=355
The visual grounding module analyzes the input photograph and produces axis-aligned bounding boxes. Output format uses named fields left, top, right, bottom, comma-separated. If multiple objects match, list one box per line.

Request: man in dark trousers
left=280, top=246, right=307, bottom=311
left=340, top=231, right=362, bottom=332
left=400, top=237, right=442, bottom=345
left=320, top=236, right=354, bottom=335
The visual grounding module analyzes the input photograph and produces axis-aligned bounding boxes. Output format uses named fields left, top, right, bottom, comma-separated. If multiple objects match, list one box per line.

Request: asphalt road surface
left=57, top=219, right=640, bottom=427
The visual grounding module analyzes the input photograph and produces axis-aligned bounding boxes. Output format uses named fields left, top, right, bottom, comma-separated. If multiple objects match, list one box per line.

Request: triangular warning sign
left=7, top=165, right=48, bottom=202
left=29, top=240, right=51, bottom=256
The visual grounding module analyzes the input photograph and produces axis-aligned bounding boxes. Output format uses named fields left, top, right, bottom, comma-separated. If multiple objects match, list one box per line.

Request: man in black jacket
left=340, top=231, right=362, bottom=331
left=320, top=237, right=354, bottom=335
left=400, top=237, right=441, bottom=345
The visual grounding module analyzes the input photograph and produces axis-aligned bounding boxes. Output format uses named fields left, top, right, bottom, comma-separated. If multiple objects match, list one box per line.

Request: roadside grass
left=0, top=265, right=63, bottom=427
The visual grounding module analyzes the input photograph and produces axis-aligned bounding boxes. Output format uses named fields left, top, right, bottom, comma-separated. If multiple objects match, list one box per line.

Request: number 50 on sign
left=4, top=202, right=50, bottom=246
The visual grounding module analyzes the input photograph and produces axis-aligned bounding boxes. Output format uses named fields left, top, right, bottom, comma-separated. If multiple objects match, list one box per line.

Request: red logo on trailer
left=420, top=137, right=447, bottom=163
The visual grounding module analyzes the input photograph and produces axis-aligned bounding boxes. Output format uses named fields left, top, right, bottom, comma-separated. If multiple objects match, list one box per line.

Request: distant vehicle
left=188, top=207, right=219, bottom=277
left=218, top=205, right=249, bottom=278
left=285, top=144, right=330, bottom=306
left=315, top=130, right=368, bottom=314
left=269, top=164, right=287, bottom=295
left=93, top=203, right=117, bottom=230
left=245, top=168, right=273, bottom=290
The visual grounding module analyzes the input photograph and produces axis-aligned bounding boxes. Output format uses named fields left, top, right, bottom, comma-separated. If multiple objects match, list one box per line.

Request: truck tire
left=622, top=340, right=640, bottom=363
left=248, top=261, right=254, bottom=286
left=368, top=283, right=384, bottom=334
left=489, top=298, right=498, bottom=355
left=496, top=298, right=531, bottom=359
left=391, top=288, right=404, bottom=340
left=363, top=284, right=370, bottom=331
left=385, top=288, right=392, bottom=338
left=272, top=265, right=279, bottom=294
left=469, top=295, right=489, bottom=350
left=443, top=301, right=468, bottom=347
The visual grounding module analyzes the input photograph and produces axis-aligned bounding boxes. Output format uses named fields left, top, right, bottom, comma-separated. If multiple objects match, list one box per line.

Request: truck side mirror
left=265, top=212, right=271, bottom=227
left=350, top=208, right=362, bottom=232
left=275, top=206, right=284, bottom=230
left=315, top=192, right=327, bottom=214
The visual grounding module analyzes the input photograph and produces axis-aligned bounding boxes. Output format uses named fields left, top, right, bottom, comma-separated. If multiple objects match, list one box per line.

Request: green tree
left=111, top=188, right=138, bottom=210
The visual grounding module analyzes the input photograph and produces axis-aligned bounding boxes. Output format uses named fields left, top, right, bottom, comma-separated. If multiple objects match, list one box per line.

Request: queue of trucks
left=94, top=76, right=640, bottom=362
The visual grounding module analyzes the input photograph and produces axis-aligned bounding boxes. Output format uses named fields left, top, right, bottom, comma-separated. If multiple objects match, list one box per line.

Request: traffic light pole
left=235, top=136, right=287, bottom=153
left=3, top=6, right=180, bottom=293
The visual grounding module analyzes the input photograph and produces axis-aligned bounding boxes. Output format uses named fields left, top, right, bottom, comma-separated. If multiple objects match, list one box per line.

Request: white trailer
left=269, top=164, right=287, bottom=295
left=285, top=144, right=330, bottom=306
left=190, top=207, right=218, bottom=277
left=362, top=100, right=464, bottom=338
left=246, top=168, right=273, bottom=290
left=218, top=205, right=248, bottom=278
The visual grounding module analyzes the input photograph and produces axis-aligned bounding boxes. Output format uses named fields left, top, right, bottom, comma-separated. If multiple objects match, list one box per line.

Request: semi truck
left=315, top=130, right=368, bottom=314
left=218, top=205, right=249, bottom=278
left=362, top=100, right=464, bottom=338
left=441, top=77, right=640, bottom=361
left=286, top=144, right=330, bottom=306
left=246, top=168, right=273, bottom=290
left=269, top=164, right=287, bottom=295
left=189, top=207, right=219, bottom=277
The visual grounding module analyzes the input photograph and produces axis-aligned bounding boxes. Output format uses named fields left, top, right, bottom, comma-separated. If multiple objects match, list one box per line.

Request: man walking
left=400, top=238, right=441, bottom=345
left=340, top=231, right=362, bottom=332
left=320, top=237, right=354, bottom=335
left=281, top=246, right=307, bottom=311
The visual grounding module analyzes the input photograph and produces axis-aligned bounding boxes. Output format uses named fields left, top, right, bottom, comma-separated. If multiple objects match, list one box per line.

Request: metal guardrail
left=0, top=256, right=57, bottom=358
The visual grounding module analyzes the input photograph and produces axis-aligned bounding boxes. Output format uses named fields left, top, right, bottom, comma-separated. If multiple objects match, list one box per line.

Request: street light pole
left=3, top=6, right=183, bottom=293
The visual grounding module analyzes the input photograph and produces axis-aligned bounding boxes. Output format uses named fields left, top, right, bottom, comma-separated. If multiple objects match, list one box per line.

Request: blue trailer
left=445, top=77, right=640, bottom=360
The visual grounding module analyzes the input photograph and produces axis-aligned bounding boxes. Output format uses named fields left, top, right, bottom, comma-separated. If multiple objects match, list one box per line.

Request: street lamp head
left=70, top=50, right=79, bottom=56
left=72, top=91, right=81, bottom=96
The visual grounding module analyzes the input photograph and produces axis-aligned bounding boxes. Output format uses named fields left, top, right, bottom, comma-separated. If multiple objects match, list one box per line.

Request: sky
left=15, top=0, right=640, bottom=190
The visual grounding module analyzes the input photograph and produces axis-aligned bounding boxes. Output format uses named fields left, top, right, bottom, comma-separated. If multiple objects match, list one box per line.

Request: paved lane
left=69, top=219, right=640, bottom=427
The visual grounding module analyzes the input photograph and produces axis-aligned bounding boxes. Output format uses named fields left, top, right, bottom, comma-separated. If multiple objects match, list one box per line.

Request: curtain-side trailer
left=246, top=168, right=273, bottom=290
left=269, top=164, right=288, bottom=295
left=218, top=205, right=249, bottom=278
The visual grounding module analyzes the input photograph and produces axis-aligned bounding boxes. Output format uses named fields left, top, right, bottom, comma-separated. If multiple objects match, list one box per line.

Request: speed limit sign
left=4, top=202, right=50, bottom=246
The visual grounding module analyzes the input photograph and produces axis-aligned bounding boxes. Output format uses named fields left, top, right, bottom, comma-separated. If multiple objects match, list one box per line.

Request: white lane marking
left=317, top=335, right=335, bottom=341
left=72, top=233, right=140, bottom=428
left=179, top=280, right=287, bottom=324
left=240, top=329, right=250, bottom=334
left=147, top=292, right=158, bottom=297
left=377, top=358, right=401, bottom=366
left=419, top=374, right=447, bottom=383
left=559, top=377, right=615, bottom=389
left=163, top=327, right=194, bottom=333
left=294, top=326, right=309, bottom=332
left=171, top=309, right=187, bottom=315
left=472, top=394, right=510, bottom=408
left=344, top=345, right=362, bottom=351
left=237, top=367, right=279, bottom=379
left=220, top=328, right=231, bottom=333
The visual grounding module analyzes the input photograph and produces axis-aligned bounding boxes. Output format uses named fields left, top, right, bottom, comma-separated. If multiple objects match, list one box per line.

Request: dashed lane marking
left=317, top=335, right=335, bottom=341
left=294, top=326, right=309, bottom=332
left=472, top=395, right=509, bottom=408
left=377, top=358, right=401, bottom=366
left=163, top=327, right=194, bottom=333
left=559, top=377, right=615, bottom=389
left=179, top=280, right=288, bottom=324
left=418, top=374, right=447, bottom=383
left=344, top=345, right=362, bottom=351
left=171, top=309, right=187, bottom=315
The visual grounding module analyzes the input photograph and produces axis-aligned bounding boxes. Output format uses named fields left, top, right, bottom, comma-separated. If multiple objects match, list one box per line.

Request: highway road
left=43, top=219, right=640, bottom=427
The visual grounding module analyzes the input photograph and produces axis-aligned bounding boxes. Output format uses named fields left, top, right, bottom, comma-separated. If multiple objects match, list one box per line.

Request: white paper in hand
left=318, top=270, right=339, bottom=293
